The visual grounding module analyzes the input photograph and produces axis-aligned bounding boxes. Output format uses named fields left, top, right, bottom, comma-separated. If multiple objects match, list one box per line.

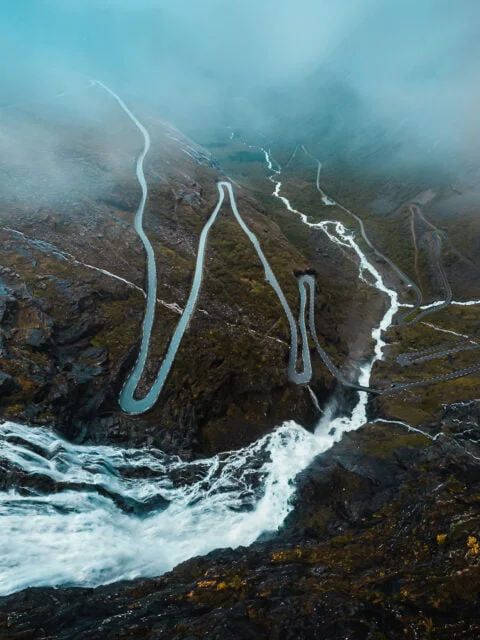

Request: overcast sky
left=1, top=1, right=479, bottom=168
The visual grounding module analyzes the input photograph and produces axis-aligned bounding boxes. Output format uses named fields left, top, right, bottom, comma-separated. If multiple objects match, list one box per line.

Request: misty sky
left=1, top=1, right=479, bottom=168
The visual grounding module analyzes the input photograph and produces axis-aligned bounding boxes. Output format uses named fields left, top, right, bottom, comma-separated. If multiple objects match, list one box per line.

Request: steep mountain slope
left=0, top=87, right=388, bottom=455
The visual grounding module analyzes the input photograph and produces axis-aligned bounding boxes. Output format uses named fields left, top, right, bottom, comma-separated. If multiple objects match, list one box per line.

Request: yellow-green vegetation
left=363, top=431, right=432, bottom=458
left=467, top=536, right=479, bottom=556
left=185, top=569, right=249, bottom=607
left=171, top=445, right=480, bottom=637
left=374, top=308, right=480, bottom=425
left=90, top=294, right=142, bottom=365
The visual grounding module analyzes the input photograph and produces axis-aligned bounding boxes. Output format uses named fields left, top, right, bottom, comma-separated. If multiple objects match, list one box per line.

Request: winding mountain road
left=93, top=85, right=401, bottom=412
left=399, top=204, right=453, bottom=325
left=397, top=338, right=480, bottom=366
left=92, top=83, right=361, bottom=412
left=87, top=87, right=480, bottom=411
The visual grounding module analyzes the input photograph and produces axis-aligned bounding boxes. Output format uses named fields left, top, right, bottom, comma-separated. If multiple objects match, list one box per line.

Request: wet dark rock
left=54, top=319, right=104, bottom=345
left=0, top=370, right=19, bottom=395
left=25, top=328, right=47, bottom=349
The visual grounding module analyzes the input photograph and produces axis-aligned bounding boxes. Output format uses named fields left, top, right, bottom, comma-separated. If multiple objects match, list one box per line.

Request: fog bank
left=1, top=0, right=479, bottom=181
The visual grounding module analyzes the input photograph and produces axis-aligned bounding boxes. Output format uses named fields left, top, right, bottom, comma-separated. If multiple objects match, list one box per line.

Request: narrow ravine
left=301, top=147, right=476, bottom=326
left=288, top=146, right=424, bottom=318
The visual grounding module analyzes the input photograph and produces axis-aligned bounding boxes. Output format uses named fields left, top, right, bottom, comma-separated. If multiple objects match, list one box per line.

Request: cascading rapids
left=1, top=404, right=367, bottom=596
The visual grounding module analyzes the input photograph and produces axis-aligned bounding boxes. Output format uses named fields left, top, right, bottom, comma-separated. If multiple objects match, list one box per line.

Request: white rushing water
left=0, top=409, right=362, bottom=596
left=0, top=137, right=403, bottom=596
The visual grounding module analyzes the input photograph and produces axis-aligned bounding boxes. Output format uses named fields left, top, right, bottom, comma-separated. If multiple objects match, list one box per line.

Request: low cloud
left=1, top=0, right=479, bottom=188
